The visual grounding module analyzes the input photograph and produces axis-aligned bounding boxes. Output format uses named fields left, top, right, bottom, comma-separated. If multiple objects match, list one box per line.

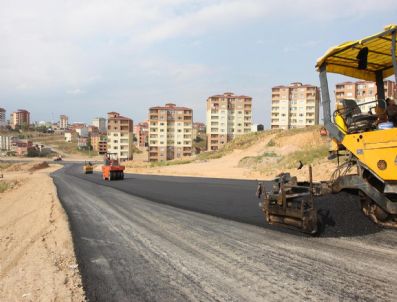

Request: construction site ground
left=124, top=128, right=337, bottom=182
left=0, top=162, right=85, bottom=301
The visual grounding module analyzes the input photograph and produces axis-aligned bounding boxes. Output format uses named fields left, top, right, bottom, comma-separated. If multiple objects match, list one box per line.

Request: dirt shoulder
left=0, top=163, right=85, bottom=301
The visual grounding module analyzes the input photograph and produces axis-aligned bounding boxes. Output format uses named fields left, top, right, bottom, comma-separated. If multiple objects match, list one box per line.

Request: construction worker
left=386, top=98, right=397, bottom=126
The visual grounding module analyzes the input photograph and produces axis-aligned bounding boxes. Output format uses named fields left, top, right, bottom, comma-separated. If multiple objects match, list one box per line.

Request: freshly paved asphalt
left=51, top=163, right=387, bottom=301
left=58, top=163, right=266, bottom=227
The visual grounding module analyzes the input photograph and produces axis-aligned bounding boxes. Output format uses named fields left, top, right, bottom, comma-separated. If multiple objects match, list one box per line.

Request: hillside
left=125, top=126, right=338, bottom=181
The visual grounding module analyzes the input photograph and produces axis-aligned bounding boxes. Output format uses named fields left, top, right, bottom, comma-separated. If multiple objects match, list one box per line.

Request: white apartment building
left=0, top=136, right=13, bottom=150
left=93, top=117, right=107, bottom=133
left=206, top=92, right=252, bottom=151
left=271, top=82, right=320, bottom=129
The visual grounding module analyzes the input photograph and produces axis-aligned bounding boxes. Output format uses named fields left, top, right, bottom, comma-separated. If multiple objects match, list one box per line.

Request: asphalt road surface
left=52, top=164, right=397, bottom=302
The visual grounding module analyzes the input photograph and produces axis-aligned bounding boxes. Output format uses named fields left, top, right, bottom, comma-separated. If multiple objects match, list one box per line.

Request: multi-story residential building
left=11, top=139, right=33, bottom=156
left=59, top=115, right=69, bottom=130
left=192, top=122, right=206, bottom=139
left=75, top=126, right=89, bottom=137
left=107, top=112, right=133, bottom=161
left=11, top=109, right=30, bottom=130
left=91, top=134, right=108, bottom=154
left=70, top=122, right=86, bottom=130
left=0, top=108, right=6, bottom=127
left=148, top=103, right=193, bottom=162
left=335, top=80, right=397, bottom=113
left=271, top=83, right=320, bottom=129
left=88, top=125, right=99, bottom=135
left=77, top=137, right=89, bottom=150
left=133, top=122, right=149, bottom=147
left=206, top=92, right=252, bottom=151
left=64, top=132, right=72, bottom=142
left=0, top=136, right=14, bottom=151
left=92, top=117, right=107, bottom=133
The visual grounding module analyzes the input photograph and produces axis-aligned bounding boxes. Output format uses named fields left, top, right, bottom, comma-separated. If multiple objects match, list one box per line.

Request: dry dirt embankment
left=0, top=162, right=85, bottom=301
left=125, top=127, right=337, bottom=181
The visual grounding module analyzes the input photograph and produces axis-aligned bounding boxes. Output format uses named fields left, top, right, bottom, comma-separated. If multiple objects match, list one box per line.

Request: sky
left=0, top=0, right=397, bottom=127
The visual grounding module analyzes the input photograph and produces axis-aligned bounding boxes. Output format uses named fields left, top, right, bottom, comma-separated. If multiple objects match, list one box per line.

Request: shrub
left=267, top=139, right=276, bottom=147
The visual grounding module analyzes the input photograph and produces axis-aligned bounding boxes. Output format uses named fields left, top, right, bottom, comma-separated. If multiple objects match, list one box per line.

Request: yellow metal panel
left=316, top=25, right=397, bottom=81
left=342, top=128, right=397, bottom=181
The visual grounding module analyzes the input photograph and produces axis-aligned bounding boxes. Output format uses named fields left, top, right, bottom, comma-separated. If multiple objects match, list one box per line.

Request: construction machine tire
left=109, top=171, right=114, bottom=181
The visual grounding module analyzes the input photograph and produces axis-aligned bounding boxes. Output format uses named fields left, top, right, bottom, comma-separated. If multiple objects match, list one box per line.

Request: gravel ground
left=52, top=165, right=397, bottom=301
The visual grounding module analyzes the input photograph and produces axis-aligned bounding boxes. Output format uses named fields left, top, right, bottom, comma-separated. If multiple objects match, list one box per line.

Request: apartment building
left=192, top=122, right=206, bottom=140
left=133, top=122, right=148, bottom=147
left=0, top=136, right=13, bottom=151
left=148, top=103, right=193, bottom=162
left=91, top=134, right=108, bottom=154
left=206, top=92, right=252, bottom=151
left=92, top=117, right=107, bottom=133
left=335, top=80, right=397, bottom=113
left=59, top=115, right=69, bottom=130
left=107, top=112, right=133, bottom=161
left=271, top=83, right=320, bottom=129
left=11, top=109, right=30, bottom=130
left=0, top=108, right=6, bottom=127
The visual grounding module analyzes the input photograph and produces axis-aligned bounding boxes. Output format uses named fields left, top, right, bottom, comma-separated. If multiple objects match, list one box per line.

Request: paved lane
left=61, top=163, right=266, bottom=227
left=51, top=164, right=397, bottom=301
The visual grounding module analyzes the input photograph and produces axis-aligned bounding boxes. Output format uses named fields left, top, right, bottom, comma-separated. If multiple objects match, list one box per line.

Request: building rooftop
left=107, top=112, right=132, bottom=120
left=208, top=92, right=252, bottom=99
left=150, top=104, right=192, bottom=111
left=272, top=83, right=318, bottom=89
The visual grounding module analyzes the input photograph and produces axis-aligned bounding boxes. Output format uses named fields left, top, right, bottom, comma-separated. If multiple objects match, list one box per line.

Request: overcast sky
left=0, top=0, right=396, bottom=127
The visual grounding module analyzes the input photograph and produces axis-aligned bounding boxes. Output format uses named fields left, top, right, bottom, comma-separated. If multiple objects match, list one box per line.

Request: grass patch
left=197, top=130, right=276, bottom=161
left=150, top=159, right=193, bottom=167
left=238, top=151, right=279, bottom=168
left=273, top=125, right=321, bottom=139
left=0, top=162, right=12, bottom=170
left=196, top=150, right=227, bottom=161
left=262, top=151, right=277, bottom=157
left=277, top=144, right=329, bottom=169
left=267, top=139, right=276, bottom=147
left=0, top=181, right=10, bottom=193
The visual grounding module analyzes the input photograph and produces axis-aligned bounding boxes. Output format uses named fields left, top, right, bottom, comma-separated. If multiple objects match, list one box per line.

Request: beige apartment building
left=0, top=108, right=6, bottom=127
left=11, top=109, right=30, bottom=130
left=106, top=112, right=133, bottom=161
left=335, top=80, right=397, bottom=113
left=271, top=83, right=320, bottom=129
left=59, top=115, right=68, bottom=130
left=148, top=103, right=193, bottom=162
left=206, top=92, right=252, bottom=151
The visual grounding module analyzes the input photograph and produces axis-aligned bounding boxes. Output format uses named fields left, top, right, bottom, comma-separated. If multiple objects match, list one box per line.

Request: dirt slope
left=0, top=164, right=85, bottom=301
left=125, top=128, right=337, bottom=181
